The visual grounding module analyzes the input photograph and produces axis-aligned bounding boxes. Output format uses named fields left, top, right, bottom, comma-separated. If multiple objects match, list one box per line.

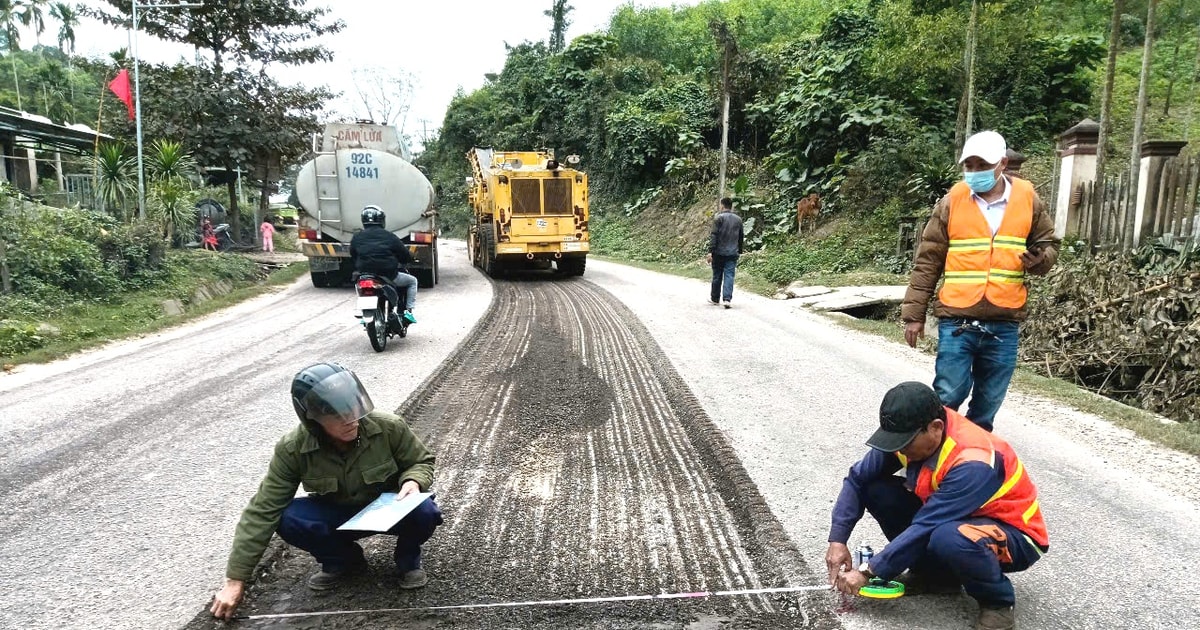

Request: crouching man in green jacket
left=210, top=362, right=442, bottom=620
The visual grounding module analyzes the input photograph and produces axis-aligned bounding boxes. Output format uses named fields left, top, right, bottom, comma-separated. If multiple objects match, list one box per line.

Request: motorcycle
left=354, top=273, right=408, bottom=352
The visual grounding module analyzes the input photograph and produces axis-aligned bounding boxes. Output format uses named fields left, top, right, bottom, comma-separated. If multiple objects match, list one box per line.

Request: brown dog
left=796, top=194, right=820, bottom=234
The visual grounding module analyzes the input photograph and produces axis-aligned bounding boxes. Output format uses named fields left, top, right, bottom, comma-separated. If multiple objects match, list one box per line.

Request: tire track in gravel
left=188, top=275, right=840, bottom=630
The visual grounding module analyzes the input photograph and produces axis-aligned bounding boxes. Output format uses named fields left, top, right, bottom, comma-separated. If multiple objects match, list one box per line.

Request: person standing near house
left=705, top=197, right=744, bottom=308
left=901, top=131, right=1059, bottom=432
left=260, top=218, right=276, bottom=253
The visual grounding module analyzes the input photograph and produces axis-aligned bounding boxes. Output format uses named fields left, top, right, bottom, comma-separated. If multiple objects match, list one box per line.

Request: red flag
left=108, top=69, right=135, bottom=121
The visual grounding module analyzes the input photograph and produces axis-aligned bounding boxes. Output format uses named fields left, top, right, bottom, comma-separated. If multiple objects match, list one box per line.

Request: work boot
left=976, top=606, right=1016, bottom=630
left=403, top=309, right=417, bottom=324
left=307, top=555, right=367, bottom=591
left=894, top=570, right=962, bottom=595
left=397, top=568, right=428, bottom=590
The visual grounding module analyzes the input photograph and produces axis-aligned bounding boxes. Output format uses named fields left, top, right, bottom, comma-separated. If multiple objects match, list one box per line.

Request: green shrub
left=0, top=320, right=45, bottom=358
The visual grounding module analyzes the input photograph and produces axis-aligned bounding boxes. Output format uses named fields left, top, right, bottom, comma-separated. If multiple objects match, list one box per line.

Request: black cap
left=866, top=382, right=944, bottom=452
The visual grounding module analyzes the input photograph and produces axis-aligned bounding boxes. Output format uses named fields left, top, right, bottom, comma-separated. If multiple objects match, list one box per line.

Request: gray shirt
left=709, top=211, right=744, bottom=257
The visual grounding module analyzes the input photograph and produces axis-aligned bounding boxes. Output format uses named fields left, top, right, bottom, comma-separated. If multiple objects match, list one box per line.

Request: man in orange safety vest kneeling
left=827, top=382, right=1049, bottom=630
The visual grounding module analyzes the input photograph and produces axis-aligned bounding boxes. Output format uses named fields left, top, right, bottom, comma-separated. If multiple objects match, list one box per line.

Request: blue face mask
left=963, top=168, right=997, bottom=193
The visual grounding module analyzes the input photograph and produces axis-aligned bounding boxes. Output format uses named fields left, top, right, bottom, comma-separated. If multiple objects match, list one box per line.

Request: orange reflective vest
left=898, top=409, right=1049, bottom=548
left=938, top=178, right=1034, bottom=309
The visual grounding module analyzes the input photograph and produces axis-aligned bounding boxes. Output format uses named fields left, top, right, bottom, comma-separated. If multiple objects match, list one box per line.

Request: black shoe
left=307, top=554, right=368, bottom=591
left=894, top=570, right=962, bottom=595
left=398, top=568, right=428, bottom=590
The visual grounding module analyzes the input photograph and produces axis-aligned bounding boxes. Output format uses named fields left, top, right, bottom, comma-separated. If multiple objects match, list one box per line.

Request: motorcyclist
left=349, top=205, right=418, bottom=326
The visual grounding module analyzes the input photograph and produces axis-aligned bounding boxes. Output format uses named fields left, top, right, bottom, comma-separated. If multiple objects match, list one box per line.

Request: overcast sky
left=69, top=0, right=700, bottom=151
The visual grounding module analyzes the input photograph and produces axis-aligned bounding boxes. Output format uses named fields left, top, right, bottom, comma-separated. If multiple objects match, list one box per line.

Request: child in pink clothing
left=260, top=220, right=275, bottom=252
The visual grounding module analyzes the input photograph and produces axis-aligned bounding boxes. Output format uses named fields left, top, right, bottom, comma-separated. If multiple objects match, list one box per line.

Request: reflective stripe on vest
left=938, top=178, right=1035, bottom=309
left=903, top=409, right=1049, bottom=548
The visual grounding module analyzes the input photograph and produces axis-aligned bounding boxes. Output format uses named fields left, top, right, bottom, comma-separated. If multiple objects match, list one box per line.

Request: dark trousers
left=864, top=476, right=1042, bottom=608
left=710, top=254, right=738, bottom=302
left=277, top=496, right=443, bottom=573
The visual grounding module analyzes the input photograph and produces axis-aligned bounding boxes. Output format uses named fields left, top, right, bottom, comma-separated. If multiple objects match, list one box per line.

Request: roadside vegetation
left=0, top=199, right=303, bottom=365
left=417, top=0, right=1200, bottom=433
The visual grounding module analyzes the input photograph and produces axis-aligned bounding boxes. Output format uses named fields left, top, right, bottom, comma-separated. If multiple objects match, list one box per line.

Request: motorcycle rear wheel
left=367, top=305, right=388, bottom=352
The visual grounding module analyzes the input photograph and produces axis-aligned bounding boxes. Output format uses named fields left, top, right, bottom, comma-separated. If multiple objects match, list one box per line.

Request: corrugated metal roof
left=0, top=106, right=113, bottom=154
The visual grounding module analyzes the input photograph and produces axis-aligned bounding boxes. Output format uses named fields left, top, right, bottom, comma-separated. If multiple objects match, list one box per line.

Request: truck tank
left=293, top=123, right=440, bottom=288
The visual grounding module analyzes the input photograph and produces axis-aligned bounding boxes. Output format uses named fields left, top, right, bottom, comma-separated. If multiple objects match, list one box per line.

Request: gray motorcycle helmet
left=290, top=362, right=375, bottom=432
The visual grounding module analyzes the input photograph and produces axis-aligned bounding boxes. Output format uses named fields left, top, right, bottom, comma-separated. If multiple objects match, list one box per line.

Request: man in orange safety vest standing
left=902, top=131, right=1059, bottom=431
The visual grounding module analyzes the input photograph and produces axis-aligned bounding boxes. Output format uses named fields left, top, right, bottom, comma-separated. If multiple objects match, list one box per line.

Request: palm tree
left=49, top=2, right=76, bottom=109
left=1, top=0, right=24, bottom=109
left=18, top=0, right=46, bottom=48
left=49, top=2, right=75, bottom=55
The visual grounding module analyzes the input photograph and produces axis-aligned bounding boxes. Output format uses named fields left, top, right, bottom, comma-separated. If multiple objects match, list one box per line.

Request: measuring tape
left=232, top=584, right=836, bottom=621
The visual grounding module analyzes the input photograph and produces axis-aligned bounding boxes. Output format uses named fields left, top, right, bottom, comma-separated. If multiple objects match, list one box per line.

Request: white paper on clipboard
left=337, top=491, right=433, bottom=532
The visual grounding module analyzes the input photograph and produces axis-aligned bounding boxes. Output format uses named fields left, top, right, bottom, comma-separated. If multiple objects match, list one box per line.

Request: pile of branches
left=1020, top=239, right=1200, bottom=424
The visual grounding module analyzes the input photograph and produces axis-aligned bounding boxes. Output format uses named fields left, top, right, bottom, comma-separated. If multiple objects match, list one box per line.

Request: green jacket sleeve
left=225, top=439, right=302, bottom=581
left=390, top=416, right=435, bottom=491
left=901, top=197, right=950, bottom=323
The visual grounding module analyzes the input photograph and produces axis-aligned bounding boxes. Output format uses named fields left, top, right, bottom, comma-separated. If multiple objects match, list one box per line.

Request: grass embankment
left=824, top=316, right=1200, bottom=457
left=1, top=250, right=306, bottom=366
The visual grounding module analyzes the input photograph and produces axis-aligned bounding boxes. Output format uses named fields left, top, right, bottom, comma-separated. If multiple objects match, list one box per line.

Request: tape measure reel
left=858, top=577, right=905, bottom=599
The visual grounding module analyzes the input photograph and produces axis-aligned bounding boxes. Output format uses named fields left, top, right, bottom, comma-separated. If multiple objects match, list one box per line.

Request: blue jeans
left=391, top=272, right=418, bottom=310
left=934, top=319, right=1020, bottom=431
left=277, top=496, right=443, bottom=572
left=864, top=476, right=1042, bottom=608
left=710, top=255, right=738, bottom=302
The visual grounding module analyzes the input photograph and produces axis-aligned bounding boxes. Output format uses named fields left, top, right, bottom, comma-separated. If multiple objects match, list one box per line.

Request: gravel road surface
left=0, top=241, right=491, bottom=630
left=583, top=259, right=1200, bottom=630
left=5, top=247, right=1196, bottom=630
left=189, top=273, right=836, bottom=629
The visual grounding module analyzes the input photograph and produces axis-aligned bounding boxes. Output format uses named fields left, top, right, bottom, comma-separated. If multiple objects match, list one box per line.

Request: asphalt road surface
left=0, top=241, right=491, bottom=630
left=3, top=245, right=1197, bottom=630
left=188, top=273, right=835, bottom=629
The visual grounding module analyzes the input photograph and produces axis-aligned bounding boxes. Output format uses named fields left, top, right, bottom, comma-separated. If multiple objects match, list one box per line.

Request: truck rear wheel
left=480, top=227, right=501, bottom=278
left=415, top=241, right=439, bottom=288
left=310, top=266, right=335, bottom=288
left=558, top=256, right=586, bottom=276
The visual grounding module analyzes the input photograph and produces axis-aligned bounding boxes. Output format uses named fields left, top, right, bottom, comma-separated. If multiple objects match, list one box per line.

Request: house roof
left=0, top=106, right=113, bottom=154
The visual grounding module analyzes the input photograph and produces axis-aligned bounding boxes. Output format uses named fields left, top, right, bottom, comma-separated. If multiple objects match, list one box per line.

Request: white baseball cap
left=958, top=130, right=1007, bottom=165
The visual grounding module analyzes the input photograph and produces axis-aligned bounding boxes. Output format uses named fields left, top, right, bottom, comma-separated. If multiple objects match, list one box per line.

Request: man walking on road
left=827, top=382, right=1048, bottom=630
left=706, top=197, right=743, bottom=308
left=210, top=363, right=443, bottom=620
left=902, top=130, right=1059, bottom=431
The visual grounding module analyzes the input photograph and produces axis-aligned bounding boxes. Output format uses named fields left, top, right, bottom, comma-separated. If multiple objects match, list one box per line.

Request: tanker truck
left=466, top=148, right=589, bottom=277
left=294, top=122, right=439, bottom=288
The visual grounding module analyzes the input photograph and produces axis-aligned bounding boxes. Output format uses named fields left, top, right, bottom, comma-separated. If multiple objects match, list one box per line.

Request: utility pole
left=130, top=1, right=202, bottom=220
left=711, top=20, right=736, bottom=204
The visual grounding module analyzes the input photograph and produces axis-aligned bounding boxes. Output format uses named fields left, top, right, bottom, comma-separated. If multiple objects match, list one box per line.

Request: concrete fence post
left=1054, top=119, right=1100, bottom=238
left=1133, top=140, right=1187, bottom=244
